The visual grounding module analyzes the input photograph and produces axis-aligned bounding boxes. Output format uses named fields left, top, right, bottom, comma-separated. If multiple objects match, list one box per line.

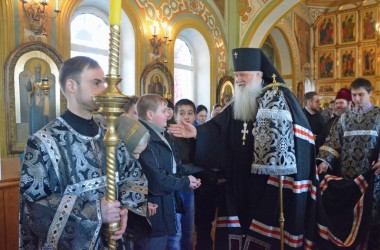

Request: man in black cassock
left=169, top=48, right=324, bottom=249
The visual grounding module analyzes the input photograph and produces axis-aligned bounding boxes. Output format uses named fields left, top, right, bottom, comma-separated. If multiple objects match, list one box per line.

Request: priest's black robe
left=194, top=86, right=324, bottom=249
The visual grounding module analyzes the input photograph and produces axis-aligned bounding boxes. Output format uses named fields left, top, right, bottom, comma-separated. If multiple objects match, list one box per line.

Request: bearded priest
left=169, top=48, right=326, bottom=249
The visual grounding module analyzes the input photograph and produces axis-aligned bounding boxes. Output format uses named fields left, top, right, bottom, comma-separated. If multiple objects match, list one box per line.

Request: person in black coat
left=135, top=94, right=201, bottom=250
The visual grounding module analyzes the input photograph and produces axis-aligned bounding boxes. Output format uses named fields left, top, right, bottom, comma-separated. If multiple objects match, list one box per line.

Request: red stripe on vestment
left=304, top=239, right=315, bottom=250
left=250, top=219, right=304, bottom=248
left=318, top=175, right=366, bottom=247
left=268, top=176, right=317, bottom=200
left=354, top=175, right=368, bottom=193
left=216, top=216, right=241, bottom=228
left=294, top=124, right=315, bottom=144
left=320, top=175, right=343, bottom=194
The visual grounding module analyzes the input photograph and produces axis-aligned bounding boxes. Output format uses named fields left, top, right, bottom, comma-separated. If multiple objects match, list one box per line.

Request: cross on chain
left=241, top=122, right=248, bottom=145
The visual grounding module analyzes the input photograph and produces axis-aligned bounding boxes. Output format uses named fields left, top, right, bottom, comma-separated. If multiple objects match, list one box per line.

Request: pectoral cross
left=234, top=52, right=238, bottom=59
left=272, top=74, right=279, bottom=90
left=241, top=122, right=248, bottom=145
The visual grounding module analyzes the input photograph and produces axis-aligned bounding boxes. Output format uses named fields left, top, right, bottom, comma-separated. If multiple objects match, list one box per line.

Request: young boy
left=135, top=94, right=201, bottom=250
left=167, top=99, right=200, bottom=250
left=116, top=115, right=158, bottom=249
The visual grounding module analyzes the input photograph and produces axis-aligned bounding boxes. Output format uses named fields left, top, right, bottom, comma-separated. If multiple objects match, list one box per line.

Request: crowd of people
left=19, top=48, right=380, bottom=250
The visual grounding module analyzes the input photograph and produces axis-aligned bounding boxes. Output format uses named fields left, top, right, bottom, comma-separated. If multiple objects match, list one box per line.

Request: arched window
left=174, top=38, right=194, bottom=102
left=71, top=10, right=109, bottom=72
left=173, top=29, right=210, bottom=110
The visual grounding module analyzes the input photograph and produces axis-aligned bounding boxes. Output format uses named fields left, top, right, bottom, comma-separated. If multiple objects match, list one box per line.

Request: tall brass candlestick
left=93, top=24, right=128, bottom=250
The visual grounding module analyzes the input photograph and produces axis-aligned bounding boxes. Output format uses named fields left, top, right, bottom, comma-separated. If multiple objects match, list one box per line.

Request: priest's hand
left=372, top=159, right=380, bottom=175
left=168, top=121, right=197, bottom=138
left=317, top=162, right=329, bottom=174
left=111, top=208, right=128, bottom=240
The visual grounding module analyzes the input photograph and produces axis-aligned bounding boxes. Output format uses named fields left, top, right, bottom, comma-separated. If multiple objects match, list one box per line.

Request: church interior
left=1, top=0, right=380, bottom=248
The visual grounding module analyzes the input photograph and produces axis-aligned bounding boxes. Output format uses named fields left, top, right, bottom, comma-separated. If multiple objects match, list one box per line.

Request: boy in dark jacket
left=135, top=94, right=201, bottom=250
left=167, top=99, right=200, bottom=250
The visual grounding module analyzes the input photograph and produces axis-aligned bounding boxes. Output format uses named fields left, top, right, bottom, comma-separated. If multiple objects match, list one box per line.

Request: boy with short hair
left=135, top=94, right=201, bottom=250
left=171, top=99, right=225, bottom=250
left=167, top=99, right=199, bottom=250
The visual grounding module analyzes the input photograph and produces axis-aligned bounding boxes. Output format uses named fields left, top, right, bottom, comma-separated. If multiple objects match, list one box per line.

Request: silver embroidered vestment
left=19, top=117, right=148, bottom=250
left=318, top=107, right=380, bottom=179
left=317, top=106, right=380, bottom=248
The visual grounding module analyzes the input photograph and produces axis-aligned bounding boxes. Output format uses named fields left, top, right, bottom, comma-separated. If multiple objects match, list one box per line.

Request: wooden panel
left=4, top=185, right=19, bottom=250
left=0, top=180, right=19, bottom=250
left=0, top=190, right=5, bottom=250
left=1, top=158, right=21, bottom=180
left=4, top=186, right=19, bottom=250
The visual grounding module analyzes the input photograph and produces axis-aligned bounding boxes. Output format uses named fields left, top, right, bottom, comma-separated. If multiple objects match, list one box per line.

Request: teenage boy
left=167, top=99, right=203, bottom=250
left=173, top=100, right=225, bottom=250
left=135, top=94, right=201, bottom=250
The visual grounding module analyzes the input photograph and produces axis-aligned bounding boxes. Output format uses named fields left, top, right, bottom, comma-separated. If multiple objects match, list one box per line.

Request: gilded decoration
left=238, top=0, right=253, bottom=22
left=314, top=3, right=380, bottom=97
left=17, top=0, right=58, bottom=43
left=135, top=0, right=226, bottom=76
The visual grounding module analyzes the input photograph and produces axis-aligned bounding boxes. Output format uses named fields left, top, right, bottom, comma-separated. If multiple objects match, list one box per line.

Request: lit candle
left=55, top=0, right=59, bottom=11
left=167, top=26, right=172, bottom=39
left=153, top=21, right=159, bottom=36
left=109, top=0, right=122, bottom=25
left=162, top=22, right=168, bottom=37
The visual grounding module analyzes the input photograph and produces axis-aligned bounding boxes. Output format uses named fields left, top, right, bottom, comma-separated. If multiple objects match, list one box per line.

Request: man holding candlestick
left=19, top=56, right=131, bottom=249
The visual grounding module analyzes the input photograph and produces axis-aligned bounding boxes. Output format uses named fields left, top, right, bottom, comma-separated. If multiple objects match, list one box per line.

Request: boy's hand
left=148, top=202, right=158, bottom=216
left=188, top=175, right=201, bottom=189
left=168, top=121, right=197, bottom=138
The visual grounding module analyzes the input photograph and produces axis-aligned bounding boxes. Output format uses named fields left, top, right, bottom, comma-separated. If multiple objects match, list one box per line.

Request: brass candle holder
left=38, top=77, right=51, bottom=95
left=93, top=24, right=128, bottom=250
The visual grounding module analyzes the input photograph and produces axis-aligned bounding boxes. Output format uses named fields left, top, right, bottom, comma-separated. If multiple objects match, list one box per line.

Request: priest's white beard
left=233, top=79, right=263, bottom=122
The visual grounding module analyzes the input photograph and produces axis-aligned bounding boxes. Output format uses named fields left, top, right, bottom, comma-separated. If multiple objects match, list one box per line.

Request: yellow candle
left=110, top=0, right=121, bottom=25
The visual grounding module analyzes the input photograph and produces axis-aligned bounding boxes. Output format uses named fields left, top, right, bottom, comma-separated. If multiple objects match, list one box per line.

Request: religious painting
left=318, top=83, right=334, bottom=94
left=294, top=14, right=311, bottom=70
left=361, top=8, right=378, bottom=41
left=4, top=42, right=64, bottom=153
left=317, top=49, right=335, bottom=79
left=339, top=11, right=358, bottom=44
left=217, top=75, right=234, bottom=106
left=140, top=62, right=174, bottom=100
left=316, top=14, right=335, bottom=46
left=340, top=48, right=357, bottom=78
left=362, top=46, right=376, bottom=76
